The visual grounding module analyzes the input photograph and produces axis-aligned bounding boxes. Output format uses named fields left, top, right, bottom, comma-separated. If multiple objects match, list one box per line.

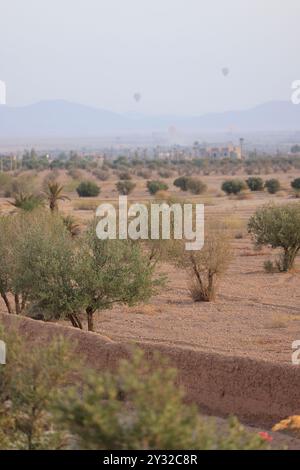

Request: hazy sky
left=0, top=0, right=299, bottom=115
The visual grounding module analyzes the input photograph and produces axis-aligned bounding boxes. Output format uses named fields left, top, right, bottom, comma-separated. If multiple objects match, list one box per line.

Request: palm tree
left=43, top=182, right=69, bottom=212
left=10, top=192, right=43, bottom=211
left=62, top=215, right=81, bottom=238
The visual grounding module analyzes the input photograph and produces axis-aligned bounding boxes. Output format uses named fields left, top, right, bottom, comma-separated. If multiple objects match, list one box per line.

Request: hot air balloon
left=221, top=67, right=229, bottom=77
left=133, top=92, right=141, bottom=103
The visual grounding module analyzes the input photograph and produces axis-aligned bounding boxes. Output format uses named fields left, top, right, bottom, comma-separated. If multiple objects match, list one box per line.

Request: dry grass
left=73, top=199, right=100, bottom=211
left=222, top=215, right=246, bottom=231
left=240, top=249, right=269, bottom=257
left=264, top=315, right=290, bottom=329
left=129, top=304, right=163, bottom=316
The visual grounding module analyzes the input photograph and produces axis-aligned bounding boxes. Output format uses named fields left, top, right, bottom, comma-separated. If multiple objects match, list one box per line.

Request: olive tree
left=12, top=210, right=85, bottom=328
left=265, top=179, right=280, bottom=194
left=222, top=179, right=246, bottom=195
left=0, top=209, right=161, bottom=331
left=0, top=214, right=31, bottom=315
left=173, top=176, right=190, bottom=191
left=14, top=213, right=161, bottom=331
left=246, top=177, right=264, bottom=192
left=79, top=222, right=161, bottom=331
left=0, top=216, right=15, bottom=313
left=186, top=177, right=207, bottom=195
left=248, top=203, right=300, bottom=271
left=291, top=178, right=300, bottom=195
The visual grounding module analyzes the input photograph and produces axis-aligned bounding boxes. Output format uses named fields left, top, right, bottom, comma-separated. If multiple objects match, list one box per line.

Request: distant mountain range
left=0, top=100, right=300, bottom=138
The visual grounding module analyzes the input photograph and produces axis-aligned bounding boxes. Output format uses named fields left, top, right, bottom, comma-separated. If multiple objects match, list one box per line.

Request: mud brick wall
left=1, top=313, right=299, bottom=427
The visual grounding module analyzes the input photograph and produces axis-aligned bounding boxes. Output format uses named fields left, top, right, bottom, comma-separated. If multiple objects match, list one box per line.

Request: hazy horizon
left=0, top=97, right=296, bottom=117
left=1, top=0, right=300, bottom=115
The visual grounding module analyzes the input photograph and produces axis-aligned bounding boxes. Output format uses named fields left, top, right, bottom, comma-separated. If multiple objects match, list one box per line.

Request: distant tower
left=239, top=137, right=245, bottom=160
left=0, top=80, right=6, bottom=105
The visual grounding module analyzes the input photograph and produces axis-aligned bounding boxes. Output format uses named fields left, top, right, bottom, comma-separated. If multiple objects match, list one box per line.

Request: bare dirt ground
left=91, top=252, right=300, bottom=365
left=1, top=169, right=300, bottom=365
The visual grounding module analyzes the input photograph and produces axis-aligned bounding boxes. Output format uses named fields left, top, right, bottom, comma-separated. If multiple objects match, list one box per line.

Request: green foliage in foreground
left=0, top=327, right=78, bottom=450
left=0, top=328, right=269, bottom=450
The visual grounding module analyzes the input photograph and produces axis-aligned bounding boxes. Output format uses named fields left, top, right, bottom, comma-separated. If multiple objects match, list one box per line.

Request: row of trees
left=222, top=177, right=282, bottom=195
left=76, top=176, right=300, bottom=198
left=69, top=175, right=300, bottom=198
left=3, top=148, right=300, bottom=175
left=222, top=177, right=300, bottom=196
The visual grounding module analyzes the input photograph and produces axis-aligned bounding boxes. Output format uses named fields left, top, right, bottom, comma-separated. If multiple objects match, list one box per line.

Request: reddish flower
left=258, top=431, right=273, bottom=442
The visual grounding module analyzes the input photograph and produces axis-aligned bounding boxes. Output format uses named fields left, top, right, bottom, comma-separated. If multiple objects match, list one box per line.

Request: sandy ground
left=1, top=169, right=300, bottom=365
left=91, top=246, right=300, bottom=365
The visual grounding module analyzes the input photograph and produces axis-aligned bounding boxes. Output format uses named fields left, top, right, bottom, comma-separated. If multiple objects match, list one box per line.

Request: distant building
left=194, top=142, right=242, bottom=160
left=206, top=143, right=241, bottom=159
left=0, top=80, right=6, bottom=105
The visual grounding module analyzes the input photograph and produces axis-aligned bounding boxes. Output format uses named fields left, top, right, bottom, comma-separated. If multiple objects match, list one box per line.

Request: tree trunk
left=50, top=201, right=55, bottom=212
left=1, top=292, right=12, bottom=314
left=281, top=247, right=299, bottom=272
left=207, top=271, right=215, bottom=301
left=14, top=294, right=21, bottom=315
left=86, top=307, right=95, bottom=332
left=21, top=294, right=27, bottom=312
left=68, top=313, right=83, bottom=329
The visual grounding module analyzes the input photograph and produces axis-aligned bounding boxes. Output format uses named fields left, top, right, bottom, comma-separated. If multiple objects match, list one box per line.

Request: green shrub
left=0, top=330, right=269, bottom=451
left=173, top=176, right=190, bottom=191
left=116, top=180, right=136, bottom=195
left=76, top=181, right=100, bottom=197
left=265, top=179, right=280, bottom=194
left=0, top=328, right=78, bottom=450
left=248, top=203, right=300, bottom=271
left=147, top=180, right=168, bottom=195
left=174, top=176, right=207, bottom=194
left=291, top=178, right=300, bottom=192
left=55, top=349, right=268, bottom=450
left=186, top=177, right=207, bottom=195
left=10, top=193, right=44, bottom=211
left=246, top=177, right=264, bottom=191
left=222, top=179, right=247, bottom=195
left=263, top=260, right=276, bottom=273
